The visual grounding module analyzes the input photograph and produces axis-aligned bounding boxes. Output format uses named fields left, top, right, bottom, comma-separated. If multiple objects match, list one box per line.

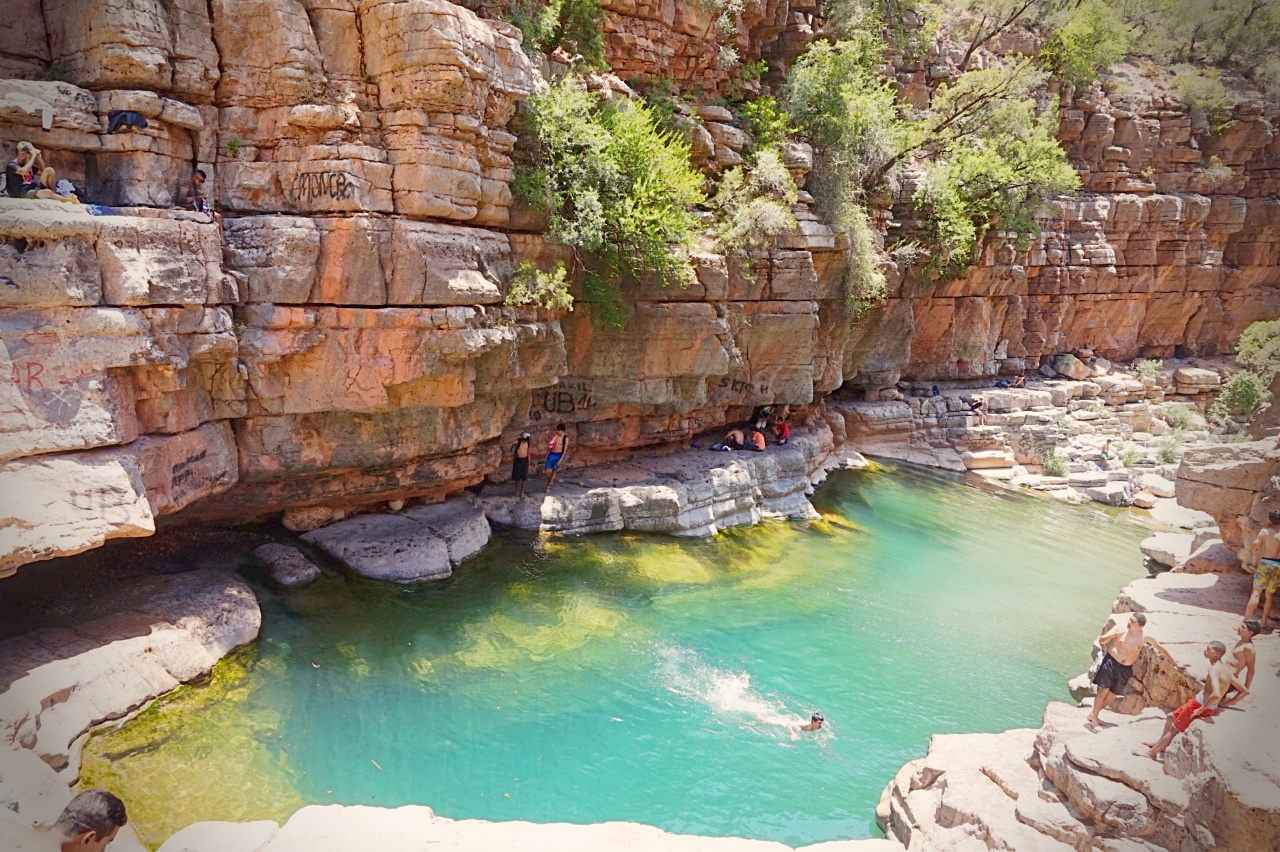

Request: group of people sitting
left=710, top=406, right=790, bottom=452
left=5, top=142, right=221, bottom=237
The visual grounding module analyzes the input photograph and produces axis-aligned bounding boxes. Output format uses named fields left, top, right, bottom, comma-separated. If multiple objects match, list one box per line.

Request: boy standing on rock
left=1244, top=509, right=1280, bottom=630
left=1219, top=618, right=1260, bottom=709
left=1137, top=641, right=1248, bottom=761
left=545, top=423, right=568, bottom=493
left=1086, top=612, right=1185, bottom=732
left=510, top=432, right=531, bottom=499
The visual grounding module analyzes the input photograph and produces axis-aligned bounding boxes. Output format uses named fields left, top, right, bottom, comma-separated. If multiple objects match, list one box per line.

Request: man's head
left=1241, top=619, right=1262, bottom=638
left=810, top=712, right=824, bottom=725
left=1127, top=612, right=1147, bottom=630
left=191, top=168, right=207, bottom=187
left=1270, top=509, right=1280, bottom=526
left=556, top=422, right=566, bottom=432
left=1205, top=640, right=1227, bottom=661
left=54, top=790, right=127, bottom=851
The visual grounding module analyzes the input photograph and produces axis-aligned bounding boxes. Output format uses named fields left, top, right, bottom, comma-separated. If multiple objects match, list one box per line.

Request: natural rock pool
left=81, top=463, right=1147, bottom=847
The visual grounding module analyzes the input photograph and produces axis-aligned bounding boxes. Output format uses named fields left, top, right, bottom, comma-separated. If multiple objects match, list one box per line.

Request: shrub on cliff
left=1209, top=370, right=1270, bottom=424
left=1040, top=0, right=1132, bottom=89
left=510, top=0, right=607, bottom=68
left=712, top=147, right=799, bottom=257
left=1236, top=319, right=1280, bottom=381
left=515, top=76, right=706, bottom=321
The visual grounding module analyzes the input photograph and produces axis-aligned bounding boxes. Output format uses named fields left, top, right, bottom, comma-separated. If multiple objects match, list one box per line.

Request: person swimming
left=797, top=712, right=824, bottom=731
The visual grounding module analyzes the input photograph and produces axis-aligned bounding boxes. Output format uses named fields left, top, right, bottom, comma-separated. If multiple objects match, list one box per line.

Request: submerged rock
left=255, top=543, right=321, bottom=586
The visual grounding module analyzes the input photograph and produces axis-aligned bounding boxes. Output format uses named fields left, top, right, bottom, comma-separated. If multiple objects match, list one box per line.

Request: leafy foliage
left=509, top=0, right=607, bottom=68
left=1173, top=67, right=1239, bottom=134
left=505, top=261, right=574, bottom=311
left=1162, top=402, right=1193, bottom=431
left=741, top=96, right=792, bottom=150
left=1042, top=451, right=1069, bottom=476
left=1135, top=358, right=1164, bottom=381
left=712, top=147, right=799, bottom=256
left=1209, top=370, right=1270, bottom=423
left=1235, top=318, right=1280, bottom=381
left=1040, top=0, right=1132, bottom=89
left=515, top=77, right=706, bottom=325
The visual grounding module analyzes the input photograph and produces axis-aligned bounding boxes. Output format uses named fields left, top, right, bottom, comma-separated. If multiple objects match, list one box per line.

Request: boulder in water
left=255, top=543, right=320, bottom=586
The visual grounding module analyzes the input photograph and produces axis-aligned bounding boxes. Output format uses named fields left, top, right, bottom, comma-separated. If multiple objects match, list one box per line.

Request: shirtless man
left=797, top=712, right=824, bottom=732
left=723, top=428, right=746, bottom=450
left=1219, top=618, right=1260, bottom=709
left=1244, top=509, right=1280, bottom=629
left=510, top=432, right=531, bottom=499
left=545, top=423, right=568, bottom=493
left=1137, top=641, right=1248, bottom=760
left=1086, top=612, right=1185, bottom=732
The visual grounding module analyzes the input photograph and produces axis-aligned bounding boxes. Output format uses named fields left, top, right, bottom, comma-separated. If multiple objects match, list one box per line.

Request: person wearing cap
left=510, top=431, right=532, bottom=499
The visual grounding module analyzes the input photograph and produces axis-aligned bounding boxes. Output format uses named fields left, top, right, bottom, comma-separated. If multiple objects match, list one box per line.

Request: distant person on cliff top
left=749, top=429, right=766, bottom=451
left=1137, top=641, right=1247, bottom=761
left=545, top=423, right=568, bottom=493
left=511, top=432, right=531, bottom=499
left=1244, top=510, right=1280, bottom=630
left=1086, top=612, right=1185, bottom=732
left=1219, top=618, right=1260, bottom=709
left=723, top=428, right=746, bottom=450
left=0, top=789, right=128, bottom=852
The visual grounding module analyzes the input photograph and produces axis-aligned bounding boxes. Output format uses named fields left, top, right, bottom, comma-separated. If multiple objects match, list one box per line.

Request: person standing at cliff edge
left=1086, top=612, right=1184, bottom=732
left=545, top=423, right=568, bottom=493
left=0, top=789, right=128, bottom=851
left=1136, top=641, right=1248, bottom=761
left=510, top=432, right=531, bottom=499
left=1244, top=509, right=1280, bottom=630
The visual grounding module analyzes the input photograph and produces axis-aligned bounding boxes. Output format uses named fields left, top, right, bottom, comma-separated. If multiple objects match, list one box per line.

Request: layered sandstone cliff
left=1, top=1, right=1277, bottom=577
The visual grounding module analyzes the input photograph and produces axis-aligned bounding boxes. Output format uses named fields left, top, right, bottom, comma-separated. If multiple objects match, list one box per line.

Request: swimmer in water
left=798, top=712, right=824, bottom=731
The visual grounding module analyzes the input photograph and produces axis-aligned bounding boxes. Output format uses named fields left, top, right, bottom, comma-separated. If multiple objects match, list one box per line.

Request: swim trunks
left=1171, top=695, right=1216, bottom=733
left=1091, top=654, right=1134, bottom=693
left=511, top=455, right=528, bottom=481
left=545, top=451, right=562, bottom=471
left=1254, top=558, right=1280, bottom=594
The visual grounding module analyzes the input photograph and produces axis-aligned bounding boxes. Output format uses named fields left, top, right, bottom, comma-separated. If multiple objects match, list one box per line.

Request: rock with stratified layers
left=1173, top=368, right=1222, bottom=395
left=1140, top=532, right=1196, bottom=568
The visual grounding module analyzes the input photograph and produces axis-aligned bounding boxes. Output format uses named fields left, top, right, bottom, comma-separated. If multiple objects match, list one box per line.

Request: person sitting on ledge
left=749, top=428, right=766, bottom=451
left=968, top=394, right=986, bottom=425
left=0, top=788, right=129, bottom=852
left=177, top=168, right=224, bottom=242
left=1136, top=641, right=1247, bottom=761
left=723, top=428, right=746, bottom=451
left=1012, top=373, right=1026, bottom=388
left=773, top=416, right=790, bottom=445
left=5, top=142, right=77, bottom=202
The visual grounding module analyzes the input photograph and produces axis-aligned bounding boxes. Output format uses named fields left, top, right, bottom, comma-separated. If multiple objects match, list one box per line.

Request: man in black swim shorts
left=511, top=431, right=531, bottom=498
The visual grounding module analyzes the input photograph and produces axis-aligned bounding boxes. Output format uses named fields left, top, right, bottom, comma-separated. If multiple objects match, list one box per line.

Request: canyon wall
left=1, top=0, right=1277, bottom=574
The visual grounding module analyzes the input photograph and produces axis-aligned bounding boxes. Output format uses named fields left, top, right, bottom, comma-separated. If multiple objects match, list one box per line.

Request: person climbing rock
left=176, top=168, right=224, bottom=243
left=1244, top=509, right=1280, bottom=630
left=510, top=432, right=531, bottom=499
left=1086, top=612, right=1184, bottom=732
left=545, top=423, right=568, bottom=493
left=1136, top=641, right=1246, bottom=760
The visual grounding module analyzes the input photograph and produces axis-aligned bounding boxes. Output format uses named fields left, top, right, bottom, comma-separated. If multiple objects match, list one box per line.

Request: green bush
left=510, top=0, right=606, bottom=68
left=1121, top=448, right=1144, bottom=468
left=1041, top=0, right=1133, bottom=89
left=1208, top=370, right=1271, bottom=423
left=1157, top=440, right=1179, bottom=464
left=515, top=76, right=706, bottom=325
left=505, top=261, right=574, bottom=311
left=1134, top=358, right=1163, bottom=381
left=1042, top=452, right=1069, bottom=477
left=741, top=96, right=792, bottom=150
left=1162, top=402, right=1193, bottom=431
left=712, top=147, right=799, bottom=257
left=1172, top=68, right=1239, bottom=134
left=1236, top=319, right=1280, bottom=381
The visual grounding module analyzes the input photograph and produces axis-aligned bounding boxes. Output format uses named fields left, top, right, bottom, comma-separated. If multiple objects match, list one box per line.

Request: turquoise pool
left=82, top=462, right=1146, bottom=846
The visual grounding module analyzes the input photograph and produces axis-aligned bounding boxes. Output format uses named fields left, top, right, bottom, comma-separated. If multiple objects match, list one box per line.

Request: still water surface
left=82, top=463, right=1146, bottom=846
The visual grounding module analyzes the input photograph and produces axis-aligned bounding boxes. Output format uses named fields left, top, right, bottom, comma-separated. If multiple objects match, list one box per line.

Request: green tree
left=510, top=0, right=607, bottom=68
left=1040, top=0, right=1133, bottom=88
left=712, top=147, right=799, bottom=257
left=515, top=76, right=706, bottom=324
left=1236, top=318, right=1280, bottom=380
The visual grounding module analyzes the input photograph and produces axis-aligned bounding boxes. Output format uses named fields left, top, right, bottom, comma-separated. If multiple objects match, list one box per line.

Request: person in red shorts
left=1136, top=640, right=1248, bottom=760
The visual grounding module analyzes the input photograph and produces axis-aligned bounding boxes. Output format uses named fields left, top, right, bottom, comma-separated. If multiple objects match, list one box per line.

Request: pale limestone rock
left=961, top=450, right=1015, bottom=469
left=1132, top=492, right=1158, bottom=509
left=1052, top=354, right=1091, bottom=381
left=0, top=569, right=260, bottom=774
left=0, top=449, right=154, bottom=578
left=302, top=498, right=490, bottom=583
left=1140, top=532, right=1195, bottom=568
left=1173, top=368, right=1221, bottom=395
left=255, top=543, right=321, bottom=586
left=1139, top=473, right=1176, bottom=499
left=158, top=820, right=280, bottom=852
left=1175, top=541, right=1237, bottom=575
left=0, top=746, right=67, bottom=827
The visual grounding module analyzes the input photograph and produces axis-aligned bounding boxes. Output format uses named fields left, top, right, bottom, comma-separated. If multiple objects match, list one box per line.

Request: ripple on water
left=80, top=463, right=1146, bottom=847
